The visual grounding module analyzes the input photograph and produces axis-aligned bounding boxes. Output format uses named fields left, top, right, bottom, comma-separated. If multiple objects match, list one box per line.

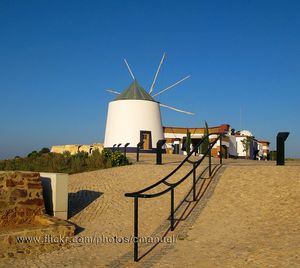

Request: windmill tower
left=104, top=53, right=193, bottom=152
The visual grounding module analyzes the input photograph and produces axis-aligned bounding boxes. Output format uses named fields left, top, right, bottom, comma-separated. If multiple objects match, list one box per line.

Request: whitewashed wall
left=236, top=136, right=247, bottom=157
left=228, top=136, right=238, bottom=156
left=104, top=100, right=164, bottom=148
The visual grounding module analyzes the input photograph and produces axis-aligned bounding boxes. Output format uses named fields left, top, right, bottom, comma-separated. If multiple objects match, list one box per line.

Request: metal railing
left=124, top=132, right=224, bottom=261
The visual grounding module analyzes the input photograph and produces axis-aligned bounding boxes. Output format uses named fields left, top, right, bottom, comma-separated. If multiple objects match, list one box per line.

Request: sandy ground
left=1, top=155, right=299, bottom=267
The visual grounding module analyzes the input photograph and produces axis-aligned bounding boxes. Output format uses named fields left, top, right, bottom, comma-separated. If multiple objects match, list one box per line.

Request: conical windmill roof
left=115, top=80, right=155, bottom=101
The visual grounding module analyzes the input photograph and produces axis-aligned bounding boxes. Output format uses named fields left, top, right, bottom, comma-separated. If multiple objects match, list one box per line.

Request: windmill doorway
left=140, top=131, right=152, bottom=150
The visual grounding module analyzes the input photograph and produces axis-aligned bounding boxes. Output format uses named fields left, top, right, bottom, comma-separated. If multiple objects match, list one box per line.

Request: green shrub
left=111, top=151, right=129, bottom=166
left=102, top=149, right=129, bottom=167
left=27, top=150, right=39, bottom=158
left=0, top=147, right=129, bottom=174
left=102, top=148, right=113, bottom=159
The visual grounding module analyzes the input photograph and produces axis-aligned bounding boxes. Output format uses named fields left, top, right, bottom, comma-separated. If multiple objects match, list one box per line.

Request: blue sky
left=0, top=0, right=299, bottom=159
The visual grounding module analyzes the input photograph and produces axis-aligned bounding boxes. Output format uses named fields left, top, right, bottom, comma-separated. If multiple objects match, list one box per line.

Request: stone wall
left=0, top=172, right=45, bottom=227
left=0, top=171, right=75, bottom=258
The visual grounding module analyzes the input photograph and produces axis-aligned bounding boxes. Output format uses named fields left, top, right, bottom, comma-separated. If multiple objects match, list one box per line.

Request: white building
left=163, top=124, right=231, bottom=156
left=163, top=126, right=270, bottom=159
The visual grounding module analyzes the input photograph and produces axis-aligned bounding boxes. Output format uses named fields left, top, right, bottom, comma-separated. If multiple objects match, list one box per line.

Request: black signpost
left=156, top=139, right=166, bottom=165
left=276, top=132, right=289, bottom=165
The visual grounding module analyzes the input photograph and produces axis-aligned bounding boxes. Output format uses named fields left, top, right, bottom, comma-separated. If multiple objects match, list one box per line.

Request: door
left=142, top=133, right=150, bottom=149
left=140, top=131, right=152, bottom=150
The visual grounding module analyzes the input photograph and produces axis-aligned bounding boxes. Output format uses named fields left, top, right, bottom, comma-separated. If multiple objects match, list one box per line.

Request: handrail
left=124, top=132, right=225, bottom=261
left=125, top=133, right=221, bottom=198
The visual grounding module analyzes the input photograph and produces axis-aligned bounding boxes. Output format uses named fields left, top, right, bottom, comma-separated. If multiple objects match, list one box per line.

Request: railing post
left=136, top=147, right=139, bottom=162
left=209, top=145, right=212, bottom=177
left=124, top=143, right=130, bottom=158
left=117, top=143, right=122, bottom=151
left=170, top=188, right=175, bottom=231
left=193, top=163, right=196, bottom=201
left=219, top=135, right=223, bottom=165
left=134, top=197, right=139, bottom=262
left=136, top=142, right=143, bottom=162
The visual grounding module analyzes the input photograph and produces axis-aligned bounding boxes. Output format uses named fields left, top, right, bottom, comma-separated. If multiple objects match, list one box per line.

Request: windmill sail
left=106, top=89, right=121, bottom=95
left=160, top=103, right=194, bottom=115
left=149, top=52, right=166, bottom=95
left=124, top=59, right=135, bottom=80
left=152, top=75, right=190, bottom=97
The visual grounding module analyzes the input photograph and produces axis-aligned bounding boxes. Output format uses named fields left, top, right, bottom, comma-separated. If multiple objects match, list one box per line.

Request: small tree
left=27, top=150, right=39, bottom=158
left=39, top=147, right=50, bottom=154
left=201, top=121, right=210, bottom=154
left=186, top=129, right=191, bottom=154
left=241, top=137, right=251, bottom=159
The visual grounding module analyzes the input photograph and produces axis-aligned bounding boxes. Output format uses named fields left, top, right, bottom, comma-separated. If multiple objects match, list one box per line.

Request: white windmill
left=104, top=53, right=194, bottom=152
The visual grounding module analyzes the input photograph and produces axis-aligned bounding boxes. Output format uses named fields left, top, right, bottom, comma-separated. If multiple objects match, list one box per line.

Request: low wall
left=0, top=172, right=45, bottom=227
left=51, top=143, right=104, bottom=155
left=0, top=171, right=75, bottom=258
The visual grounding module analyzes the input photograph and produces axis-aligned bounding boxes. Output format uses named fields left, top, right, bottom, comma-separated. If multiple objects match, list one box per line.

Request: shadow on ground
left=68, top=190, right=103, bottom=219
left=137, top=164, right=222, bottom=261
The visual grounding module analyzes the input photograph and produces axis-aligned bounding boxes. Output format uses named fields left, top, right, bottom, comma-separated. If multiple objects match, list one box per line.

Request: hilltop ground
left=1, top=155, right=299, bottom=268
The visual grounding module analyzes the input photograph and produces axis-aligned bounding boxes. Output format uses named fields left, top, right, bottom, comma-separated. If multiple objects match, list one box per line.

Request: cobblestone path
left=1, top=157, right=299, bottom=268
